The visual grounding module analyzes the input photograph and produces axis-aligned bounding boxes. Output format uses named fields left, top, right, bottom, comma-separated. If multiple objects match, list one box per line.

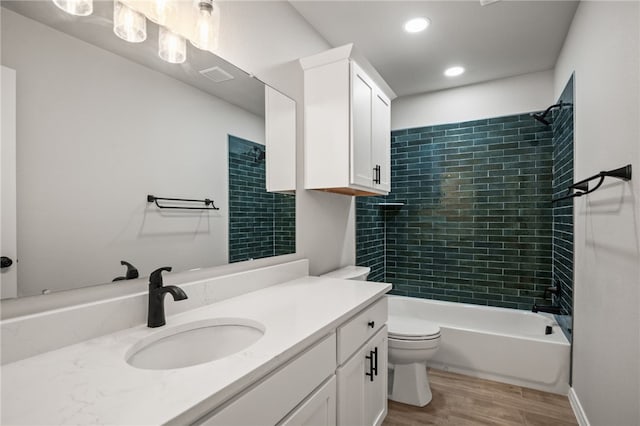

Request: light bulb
left=159, top=26, right=186, bottom=64
left=52, top=0, right=93, bottom=16
left=113, top=1, right=147, bottom=43
left=190, top=0, right=219, bottom=51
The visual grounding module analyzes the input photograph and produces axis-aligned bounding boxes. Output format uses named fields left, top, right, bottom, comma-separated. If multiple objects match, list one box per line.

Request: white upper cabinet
left=301, top=44, right=396, bottom=196
left=265, top=86, right=296, bottom=193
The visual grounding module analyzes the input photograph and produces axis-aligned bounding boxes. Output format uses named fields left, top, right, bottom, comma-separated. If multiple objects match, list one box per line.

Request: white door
left=364, top=329, right=388, bottom=426
left=372, top=90, right=391, bottom=192
left=337, top=326, right=388, bottom=426
left=1, top=66, right=18, bottom=299
left=350, top=62, right=374, bottom=188
left=279, top=376, right=336, bottom=426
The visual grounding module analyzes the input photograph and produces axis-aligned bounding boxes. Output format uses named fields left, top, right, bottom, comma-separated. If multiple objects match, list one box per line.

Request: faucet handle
left=149, top=266, right=172, bottom=288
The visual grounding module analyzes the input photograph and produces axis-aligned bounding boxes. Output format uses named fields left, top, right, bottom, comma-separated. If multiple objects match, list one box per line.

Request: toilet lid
left=388, top=315, right=441, bottom=340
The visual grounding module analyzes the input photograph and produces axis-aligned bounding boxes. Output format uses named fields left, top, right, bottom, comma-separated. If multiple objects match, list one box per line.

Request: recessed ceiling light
left=404, top=17, right=430, bottom=33
left=444, top=66, right=465, bottom=77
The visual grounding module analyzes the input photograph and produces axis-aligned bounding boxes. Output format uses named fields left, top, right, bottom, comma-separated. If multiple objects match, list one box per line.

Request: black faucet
left=543, top=285, right=559, bottom=300
left=147, top=267, right=188, bottom=328
left=112, top=260, right=139, bottom=282
left=531, top=303, right=562, bottom=315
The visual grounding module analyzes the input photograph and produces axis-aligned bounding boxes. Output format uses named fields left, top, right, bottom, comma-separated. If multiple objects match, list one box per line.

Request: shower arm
left=551, top=164, right=632, bottom=203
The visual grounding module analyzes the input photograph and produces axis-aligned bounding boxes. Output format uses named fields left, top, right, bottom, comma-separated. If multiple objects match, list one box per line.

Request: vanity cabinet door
left=279, top=376, right=336, bottom=426
left=336, top=326, right=388, bottom=426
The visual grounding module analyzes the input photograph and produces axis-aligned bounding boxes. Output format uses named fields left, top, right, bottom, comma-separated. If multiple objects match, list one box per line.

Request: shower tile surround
left=357, top=113, right=557, bottom=310
left=228, top=136, right=295, bottom=263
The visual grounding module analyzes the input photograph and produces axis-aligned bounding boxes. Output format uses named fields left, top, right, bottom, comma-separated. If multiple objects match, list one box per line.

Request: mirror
left=0, top=1, right=296, bottom=298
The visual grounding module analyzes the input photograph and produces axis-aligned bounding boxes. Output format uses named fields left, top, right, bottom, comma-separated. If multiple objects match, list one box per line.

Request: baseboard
left=568, top=387, right=590, bottom=426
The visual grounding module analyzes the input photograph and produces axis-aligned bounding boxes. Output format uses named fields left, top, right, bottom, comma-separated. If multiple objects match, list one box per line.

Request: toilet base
left=389, top=362, right=432, bottom=407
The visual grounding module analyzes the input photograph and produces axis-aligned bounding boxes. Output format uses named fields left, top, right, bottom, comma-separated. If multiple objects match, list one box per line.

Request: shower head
left=531, top=113, right=551, bottom=126
left=531, top=101, right=573, bottom=127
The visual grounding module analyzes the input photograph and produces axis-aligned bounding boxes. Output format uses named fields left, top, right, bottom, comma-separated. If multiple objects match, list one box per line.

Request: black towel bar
left=147, top=195, right=220, bottom=210
left=552, top=164, right=632, bottom=203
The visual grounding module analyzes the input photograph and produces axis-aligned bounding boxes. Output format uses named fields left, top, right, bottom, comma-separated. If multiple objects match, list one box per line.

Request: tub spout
left=532, top=303, right=561, bottom=315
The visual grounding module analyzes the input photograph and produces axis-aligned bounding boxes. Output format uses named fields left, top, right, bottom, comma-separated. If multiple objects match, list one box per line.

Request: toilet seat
left=388, top=315, right=441, bottom=340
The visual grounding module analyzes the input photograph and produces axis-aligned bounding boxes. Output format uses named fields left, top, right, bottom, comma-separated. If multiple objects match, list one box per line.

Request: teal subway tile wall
left=357, top=113, right=557, bottom=310
left=228, top=135, right=295, bottom=263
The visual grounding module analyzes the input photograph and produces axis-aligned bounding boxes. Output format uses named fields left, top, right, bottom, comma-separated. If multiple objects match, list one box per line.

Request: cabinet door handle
left=373, top=165, right=381, bottom=184
left=365, top=350, right=375, bottom=382
left=368, top=320, right=375, bottom=328
left=372, top=347, right=378, bottom=376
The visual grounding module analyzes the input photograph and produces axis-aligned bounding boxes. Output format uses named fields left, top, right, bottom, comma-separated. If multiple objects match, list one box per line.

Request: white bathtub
left=388, top=295, right=571, bottom=395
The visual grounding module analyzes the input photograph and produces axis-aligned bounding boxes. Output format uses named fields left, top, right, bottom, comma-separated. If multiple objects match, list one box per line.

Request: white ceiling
left=290, top=1, right=579, bottom=97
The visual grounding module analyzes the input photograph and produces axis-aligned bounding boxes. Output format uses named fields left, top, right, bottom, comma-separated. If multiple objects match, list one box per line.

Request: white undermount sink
left=126, top=318, right=265, bottom=370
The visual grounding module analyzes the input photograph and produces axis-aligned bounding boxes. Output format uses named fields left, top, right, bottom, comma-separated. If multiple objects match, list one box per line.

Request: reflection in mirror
left=0, top=1, right=295, bottom=299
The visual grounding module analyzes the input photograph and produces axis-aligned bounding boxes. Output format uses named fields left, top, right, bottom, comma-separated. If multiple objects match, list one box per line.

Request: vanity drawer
left=337, top=297, right=387, bottom=365
left=196, top=333, right=336, bottom=426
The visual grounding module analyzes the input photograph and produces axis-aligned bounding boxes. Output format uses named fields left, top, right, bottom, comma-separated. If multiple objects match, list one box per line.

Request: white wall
left=2, top=10, right=264, bottom=296
left=391, top=70, right=554, bottom=130
left=554, top=2, right=640, bottom=425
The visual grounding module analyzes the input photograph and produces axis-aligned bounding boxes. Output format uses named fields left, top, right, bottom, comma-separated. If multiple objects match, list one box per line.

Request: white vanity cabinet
left=301, top=44, right=396, bottom=196
left=194, top=296, right=389, bottom=426
left=336, top=298, right=388, bottom=426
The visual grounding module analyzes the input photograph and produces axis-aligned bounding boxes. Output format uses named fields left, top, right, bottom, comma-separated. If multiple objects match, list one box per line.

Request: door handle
left=372, top=347, right=378, bottom=376
left=1, top=256, right=13, bottom=269
left=365, top=350, right=375, bottom=382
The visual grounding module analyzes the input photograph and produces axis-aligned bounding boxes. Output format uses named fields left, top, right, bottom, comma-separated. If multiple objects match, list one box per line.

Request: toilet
left=321, top=265, right=441, bottom=407
left=387, top=315, right=441, bottom=407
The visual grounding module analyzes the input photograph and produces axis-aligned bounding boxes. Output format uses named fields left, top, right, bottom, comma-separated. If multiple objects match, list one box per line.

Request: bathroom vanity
left=0, top=261, right=391, bottom=426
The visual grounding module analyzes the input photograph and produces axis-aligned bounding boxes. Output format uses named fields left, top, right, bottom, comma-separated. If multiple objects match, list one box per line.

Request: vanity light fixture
left=190, top=0, right=220, bottom=51
left=52, top=0, right=93, bottom=16
left=444, top=66, right=465, bottom=77
left=159, top=26, right=187, bottom=64
left=151, top=0, right=175, bottom=25
left=113, top=0, right=147, bottom=43
left=404, top=17, right=430, bottom=33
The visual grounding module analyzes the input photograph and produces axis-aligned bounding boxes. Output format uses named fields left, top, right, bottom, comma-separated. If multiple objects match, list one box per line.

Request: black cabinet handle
left=1, top=256, right=13, bottom=269
left=368, top=320, right=375, bottom=328
left=372, top=165, right=381, bottom=184
left=365, top=350, right=375, bottom=382
left=372, top=347, right=378, bottom=376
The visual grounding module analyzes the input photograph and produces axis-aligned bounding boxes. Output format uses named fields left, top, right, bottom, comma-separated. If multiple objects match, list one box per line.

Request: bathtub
left=388, top=295, right=571, bottom=395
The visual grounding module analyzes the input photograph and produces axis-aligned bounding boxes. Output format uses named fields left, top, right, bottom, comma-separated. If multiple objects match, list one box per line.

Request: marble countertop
left=1, top=277, right=391, bottom=425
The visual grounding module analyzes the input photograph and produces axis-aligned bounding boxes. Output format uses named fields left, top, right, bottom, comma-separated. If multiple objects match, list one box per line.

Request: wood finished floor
left=383, top=369, right=578, bottom=426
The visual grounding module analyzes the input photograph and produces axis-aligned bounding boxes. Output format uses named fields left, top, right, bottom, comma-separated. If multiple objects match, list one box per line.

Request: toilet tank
left=320, top=266, right=371, bottom=281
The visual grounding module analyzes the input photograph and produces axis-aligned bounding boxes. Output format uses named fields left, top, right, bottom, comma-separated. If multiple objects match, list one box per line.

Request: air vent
left=199, top=66, right=234, bottom=83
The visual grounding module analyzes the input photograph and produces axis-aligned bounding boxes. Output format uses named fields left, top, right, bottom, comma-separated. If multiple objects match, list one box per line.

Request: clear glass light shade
left=159, top=27, right=187, bottom=64
left=113, top=1, right=147, bottom=43
left=52, top=0, right=93, bottom=16
left=151, top=0, right=176, bottom=25
left=190, top=1, right=220, bottom=51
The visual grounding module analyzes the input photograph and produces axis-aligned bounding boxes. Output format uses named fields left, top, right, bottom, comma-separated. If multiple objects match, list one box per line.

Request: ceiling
left=2, top=1, right=266, bottom=116
left=290, top=1, right=579, bottom=97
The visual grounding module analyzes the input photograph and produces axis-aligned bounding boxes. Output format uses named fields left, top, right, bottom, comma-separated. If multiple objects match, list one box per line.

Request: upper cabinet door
left=372, top=90, right=391, bottom=192
left=301, top=44, right=396, bottom=196
left=350, top=62, right=374, bottom=188
left=265, top=86, right=296, bottom=193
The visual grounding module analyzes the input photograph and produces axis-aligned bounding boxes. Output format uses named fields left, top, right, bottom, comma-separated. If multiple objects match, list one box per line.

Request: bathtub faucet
left=531, top=303, right=562, bottom=315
